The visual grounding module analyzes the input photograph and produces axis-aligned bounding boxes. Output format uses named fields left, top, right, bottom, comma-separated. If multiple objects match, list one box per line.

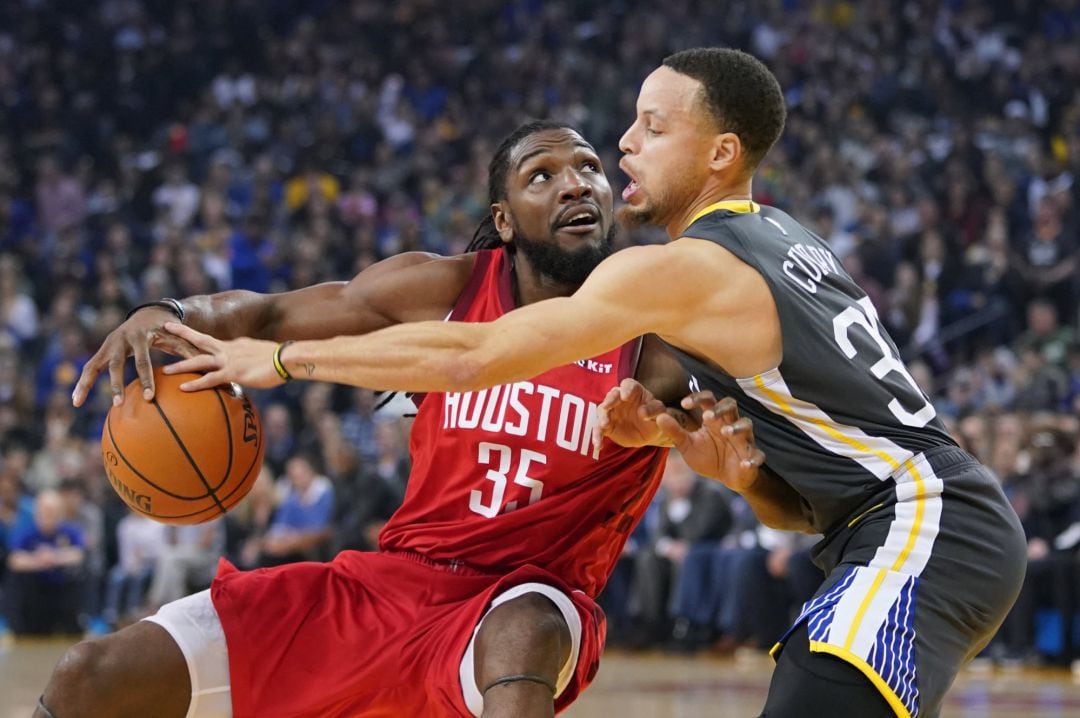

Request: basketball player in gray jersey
left=163, top=49, right=1026, bottom=717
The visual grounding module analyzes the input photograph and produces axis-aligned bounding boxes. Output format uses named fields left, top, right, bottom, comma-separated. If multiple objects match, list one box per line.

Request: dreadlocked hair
left=466, top=119, right=576, bottom=253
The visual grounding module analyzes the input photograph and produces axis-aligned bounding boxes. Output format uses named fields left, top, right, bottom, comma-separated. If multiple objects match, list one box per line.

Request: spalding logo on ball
left=101, top=367, right=265, bottom=524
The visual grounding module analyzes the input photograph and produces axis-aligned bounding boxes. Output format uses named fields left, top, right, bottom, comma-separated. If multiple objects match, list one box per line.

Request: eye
left=581, top=160, right=600, bottom=172
left=646, top=128, right=661, bottom=137
left=529, top=171, right=551, bottom=185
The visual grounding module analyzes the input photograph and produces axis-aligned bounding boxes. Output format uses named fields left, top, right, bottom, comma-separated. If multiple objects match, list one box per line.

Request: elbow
left=439, top=354, right=483, bottom=392
left=435, top=324, right=522, bottom=393
left=441, top=351, right=498, bottom=393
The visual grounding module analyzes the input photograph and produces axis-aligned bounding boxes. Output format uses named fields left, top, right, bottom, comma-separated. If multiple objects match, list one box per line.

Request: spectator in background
left=0, top=468, right=34, bottom=555
left=284, top=160, right=341, bottom=214
left=295, top=383, right=334, bottom=456
left=145, top=519, right=225, bottom=612
left=1012, top=346, right=1068, bottom=413
left=340, top=388, right=380, bottom=463
left=102, top=510, right=166, bottom=628
left=230, top=468, right=276, bottom=570
left=34, top=156, right=86, bottom=236
left=35, top=324, right=89, bottom=408
left=24, top=395, right=83, bottom=492
left=255, top=454, right=334, bottom=567
left=5, top=489, right=85, bottom=634
left=716, top=528, right=821, bottom=654
left=0, top=467, right=34, bottom=636
left=1016, top=198, right=1078, bottom=324
left=260, top=402, right=296, bottom=476
left=1065, top=343, right=1080, bottom=414
left=151, top=162, right=201, bottom=232
left=629, top=452, right=730, bottom=648
left=811, top=203, right=855, bottom=261
left=0, top=254, right=39, bottom=348
left=333, top=418, right=408, bottom=553
left=314, top=412, right=359, bottom=485
left=57, top=477, right=106, bottom=634
left=228, top=213, right=275, bottom=293
left=999, top=426, right=1080, bottom=661
left=1014, top=299, right=1077, bottom=368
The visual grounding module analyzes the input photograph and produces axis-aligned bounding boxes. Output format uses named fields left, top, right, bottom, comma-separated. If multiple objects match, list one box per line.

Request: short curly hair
left=663, top=47, right=786, bottom=173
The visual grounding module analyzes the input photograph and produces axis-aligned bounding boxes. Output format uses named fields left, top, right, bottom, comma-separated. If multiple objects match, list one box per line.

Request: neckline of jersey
left=688, top=199, right=761, bottom=226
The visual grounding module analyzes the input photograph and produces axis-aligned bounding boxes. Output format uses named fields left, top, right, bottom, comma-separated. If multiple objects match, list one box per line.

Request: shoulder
left=343, top=251, right=482, bottom=321
left=585, top=242, right=728, bottom=290
left=351, top=251, right=478, bottom=286
left=665, top=236, right=767, bottom=296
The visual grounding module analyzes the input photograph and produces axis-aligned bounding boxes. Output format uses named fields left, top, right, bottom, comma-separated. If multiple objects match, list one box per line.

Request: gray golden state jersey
left=667, top=202, right=957, bottom=535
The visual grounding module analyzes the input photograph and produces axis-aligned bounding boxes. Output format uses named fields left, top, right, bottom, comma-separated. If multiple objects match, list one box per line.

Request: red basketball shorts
left=210, top=551, right=605, bottom=716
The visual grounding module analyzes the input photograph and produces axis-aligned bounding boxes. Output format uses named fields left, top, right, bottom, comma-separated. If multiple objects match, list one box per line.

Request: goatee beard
left=616, top=204, right=654, bottom=228
left=512, top=223, right=616, bottom=286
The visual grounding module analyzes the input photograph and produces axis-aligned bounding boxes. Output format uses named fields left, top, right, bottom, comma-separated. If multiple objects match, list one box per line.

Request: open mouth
left=619, top=160, right=641, bottom=202
left=556, top=205, right=600, bottom=233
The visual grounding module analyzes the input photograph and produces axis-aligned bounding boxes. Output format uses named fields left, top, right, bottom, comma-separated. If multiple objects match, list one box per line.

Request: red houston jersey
left=380, top=248, right=668, bottom=596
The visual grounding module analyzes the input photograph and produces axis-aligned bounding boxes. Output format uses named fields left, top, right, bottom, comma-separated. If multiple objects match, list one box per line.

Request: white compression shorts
left=143, top=590, right=232, bottom=718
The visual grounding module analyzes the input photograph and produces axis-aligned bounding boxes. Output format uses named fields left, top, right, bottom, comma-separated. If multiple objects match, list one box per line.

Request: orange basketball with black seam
left=101, top=367, right=264, bottom=524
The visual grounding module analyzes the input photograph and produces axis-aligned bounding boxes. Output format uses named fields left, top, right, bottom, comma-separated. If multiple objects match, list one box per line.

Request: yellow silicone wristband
left=273, top=341, right=295, bottom=382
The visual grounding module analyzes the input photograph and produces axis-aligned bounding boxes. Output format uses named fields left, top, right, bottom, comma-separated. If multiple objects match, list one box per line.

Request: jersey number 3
left=833, top=297, right=935, bottom=428
left=469, top=442, right=547, bottom=518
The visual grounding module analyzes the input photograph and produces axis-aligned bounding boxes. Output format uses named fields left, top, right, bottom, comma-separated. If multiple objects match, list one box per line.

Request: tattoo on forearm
left=303, top=363, right=315, bottom=377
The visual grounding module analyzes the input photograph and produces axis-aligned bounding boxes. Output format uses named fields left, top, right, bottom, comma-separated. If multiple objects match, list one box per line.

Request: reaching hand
left=71, top=308, right=201, bottom=407
left=593, top=378, right=669, bottom=451
left=654, top=391, right=765, bottom=494
left=161, top=323, right=285, bottom=391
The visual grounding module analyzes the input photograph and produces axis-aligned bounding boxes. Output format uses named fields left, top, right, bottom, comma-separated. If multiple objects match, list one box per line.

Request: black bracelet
left=126, top=298, right=186, bottom=323
left=481, top=673, right=557, bottom=695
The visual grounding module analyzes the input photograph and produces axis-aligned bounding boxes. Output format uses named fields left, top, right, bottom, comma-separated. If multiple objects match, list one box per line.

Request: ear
left=492, top=203, right=514, bottom=243
left=708, top=132, right=743, bottom=173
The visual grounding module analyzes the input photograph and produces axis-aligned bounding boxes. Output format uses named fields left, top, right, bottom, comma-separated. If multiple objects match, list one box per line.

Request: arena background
left=1, top=1, right=1079, bottom=715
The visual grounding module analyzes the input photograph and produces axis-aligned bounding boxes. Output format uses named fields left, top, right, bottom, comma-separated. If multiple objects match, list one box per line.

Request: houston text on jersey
left=442, top=380, right=602, bottom=460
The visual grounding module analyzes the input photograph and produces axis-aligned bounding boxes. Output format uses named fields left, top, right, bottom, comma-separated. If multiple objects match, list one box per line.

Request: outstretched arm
left=72, top=252, right=470, bottom=406
left=165, top=243, right=703, bottom=392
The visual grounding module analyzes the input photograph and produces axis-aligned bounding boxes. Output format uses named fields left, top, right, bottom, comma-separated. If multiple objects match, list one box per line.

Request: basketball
left=100, top=368, right=264, bottom=525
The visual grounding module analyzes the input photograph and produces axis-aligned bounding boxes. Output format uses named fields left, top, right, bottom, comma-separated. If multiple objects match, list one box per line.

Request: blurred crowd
left=1, top=0, right=1079, bottom=665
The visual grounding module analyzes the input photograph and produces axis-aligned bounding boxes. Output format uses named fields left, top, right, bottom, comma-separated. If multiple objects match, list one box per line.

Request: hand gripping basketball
left=102, top=367, right=265, bottom=524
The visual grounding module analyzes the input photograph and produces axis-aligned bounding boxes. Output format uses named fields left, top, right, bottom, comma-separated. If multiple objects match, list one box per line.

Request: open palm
left=655, top=392, right=764, bottom=493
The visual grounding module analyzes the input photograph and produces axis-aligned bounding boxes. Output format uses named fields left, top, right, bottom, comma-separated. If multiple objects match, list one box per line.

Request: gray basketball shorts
left=771, top=446, right=1026, bottom=718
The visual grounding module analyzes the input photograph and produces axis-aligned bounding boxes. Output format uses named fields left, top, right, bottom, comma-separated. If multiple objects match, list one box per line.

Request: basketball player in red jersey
left=46, top=122, right=764, bottom=718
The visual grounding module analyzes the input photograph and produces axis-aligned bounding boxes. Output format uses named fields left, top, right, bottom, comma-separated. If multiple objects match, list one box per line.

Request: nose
left=558, top=169, right=592, bottom=201
left=618, top=121, right=638, bottom=155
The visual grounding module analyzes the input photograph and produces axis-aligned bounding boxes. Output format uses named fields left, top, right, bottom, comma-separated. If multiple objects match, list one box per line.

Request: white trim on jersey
left=738, top=367, right=914, bottom=480
left=826, top=457, right=943, bottom=655
left=744, top=366, right=945, bottom=717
